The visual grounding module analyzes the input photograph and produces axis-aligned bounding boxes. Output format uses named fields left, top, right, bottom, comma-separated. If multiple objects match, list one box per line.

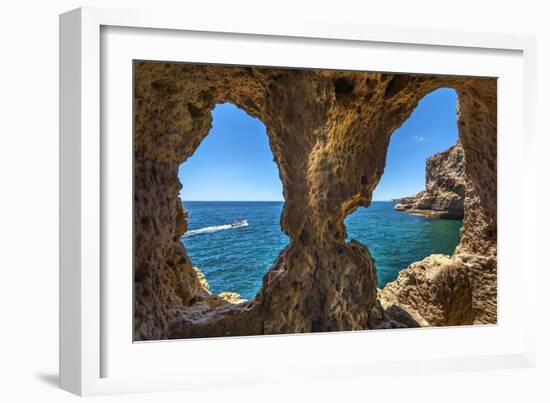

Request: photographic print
left=133, top=62, right=497, bottom=341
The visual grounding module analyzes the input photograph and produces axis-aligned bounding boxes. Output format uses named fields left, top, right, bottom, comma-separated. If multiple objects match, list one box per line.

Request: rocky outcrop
left=133, top=62, right=497, bottom=340
left=379, top=254, right=474, bottom=326
left=394, top=143, right=465, bottom=219
left=379, top=252, right=496, bottom=326
left=194, top=266, right=247, bottom=304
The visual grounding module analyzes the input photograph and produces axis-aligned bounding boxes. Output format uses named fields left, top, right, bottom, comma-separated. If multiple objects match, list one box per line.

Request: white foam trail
left=183, top=221, right=248, bottom=237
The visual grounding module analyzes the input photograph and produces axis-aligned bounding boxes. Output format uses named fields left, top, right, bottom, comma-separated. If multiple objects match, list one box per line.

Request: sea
left=181, top=201, right=462, bottom=300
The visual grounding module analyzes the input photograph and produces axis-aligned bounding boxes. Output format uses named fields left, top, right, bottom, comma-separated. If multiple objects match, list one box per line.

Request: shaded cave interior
left=133, top=62, right=496, bottom=340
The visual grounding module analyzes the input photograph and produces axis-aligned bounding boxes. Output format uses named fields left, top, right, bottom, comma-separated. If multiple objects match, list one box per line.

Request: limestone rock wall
left=133, top=62, right=497, bottom=340
left=394, top=143, right=465, bottom=219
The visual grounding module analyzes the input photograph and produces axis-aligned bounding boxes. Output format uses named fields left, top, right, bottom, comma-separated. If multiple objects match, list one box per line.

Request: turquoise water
left=181, top=201, right=462, bottom=299
left=344, top=202, right=462, bottom=287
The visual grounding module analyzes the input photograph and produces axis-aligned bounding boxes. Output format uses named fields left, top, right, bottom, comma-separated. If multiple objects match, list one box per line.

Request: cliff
left=394, top=143, right=465, bottom=219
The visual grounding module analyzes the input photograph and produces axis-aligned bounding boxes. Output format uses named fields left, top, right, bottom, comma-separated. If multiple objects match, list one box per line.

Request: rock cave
left=133, top=62, right=497, bottom=340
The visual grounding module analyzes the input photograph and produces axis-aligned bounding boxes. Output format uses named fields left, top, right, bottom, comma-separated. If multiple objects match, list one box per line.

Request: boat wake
left=183, top=220, right=248, bottom=238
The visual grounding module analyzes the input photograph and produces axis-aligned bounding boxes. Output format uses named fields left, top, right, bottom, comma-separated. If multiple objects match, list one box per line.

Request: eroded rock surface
left=133, top=62, right=497, bottom=340
left=379, top=252, right=496, bottom=326
left=394, top=143, right=465, bottom=219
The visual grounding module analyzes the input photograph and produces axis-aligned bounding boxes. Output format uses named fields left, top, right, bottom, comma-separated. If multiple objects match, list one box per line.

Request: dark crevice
left=333, top=77, right=355, bottom=96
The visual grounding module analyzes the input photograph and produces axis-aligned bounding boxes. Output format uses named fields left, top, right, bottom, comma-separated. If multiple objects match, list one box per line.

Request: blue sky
left=178, top=87, right=458, bottom=201
left=373, top=87, right=458, bottom=200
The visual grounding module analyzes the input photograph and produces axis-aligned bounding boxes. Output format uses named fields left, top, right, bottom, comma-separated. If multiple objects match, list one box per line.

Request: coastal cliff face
left=133, top=62, right=497, bottom=340
left=394, top=143, right=465, bottom=219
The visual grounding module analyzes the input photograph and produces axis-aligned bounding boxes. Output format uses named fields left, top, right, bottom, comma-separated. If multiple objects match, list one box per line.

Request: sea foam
left=183, top=221, right=248, bottom=237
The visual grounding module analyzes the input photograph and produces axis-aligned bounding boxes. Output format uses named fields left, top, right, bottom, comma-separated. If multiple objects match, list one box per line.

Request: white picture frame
left=59, top=6, right=537, bottom=396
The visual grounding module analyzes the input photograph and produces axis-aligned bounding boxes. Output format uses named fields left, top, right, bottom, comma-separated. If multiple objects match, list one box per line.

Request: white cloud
left=414, top=135, right=427, bottom=142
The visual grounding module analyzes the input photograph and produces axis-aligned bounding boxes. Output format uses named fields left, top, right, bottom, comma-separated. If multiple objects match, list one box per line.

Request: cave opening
left=177, top=102, right=288, bottom=301
left=133, top=62, right=497, bottom=340
left=345, top=87, right=464, bottom=288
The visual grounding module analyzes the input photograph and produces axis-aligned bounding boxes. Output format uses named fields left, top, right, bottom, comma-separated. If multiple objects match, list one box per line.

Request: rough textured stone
left=394, top=143, right=465, bottom=219
left=379, top=252, right=496, bottom=326
left=133, top=62, right=497, bottom=340
left=379, top=254, right=474, bottom=326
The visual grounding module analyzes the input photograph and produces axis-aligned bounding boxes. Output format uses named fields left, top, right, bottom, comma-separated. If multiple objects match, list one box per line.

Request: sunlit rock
left=133, top=62, right=497, bottom=340
left=394, top=143, right=465, bottom=219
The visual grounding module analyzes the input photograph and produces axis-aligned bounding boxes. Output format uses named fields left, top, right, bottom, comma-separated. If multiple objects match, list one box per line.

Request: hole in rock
left=178, top=103, right=288, bottom=300
left=345, top=88, right=463, bottom=288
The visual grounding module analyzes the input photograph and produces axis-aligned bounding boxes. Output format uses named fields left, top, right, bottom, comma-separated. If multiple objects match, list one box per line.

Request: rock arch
left=133, top=62, right=496, bottom=340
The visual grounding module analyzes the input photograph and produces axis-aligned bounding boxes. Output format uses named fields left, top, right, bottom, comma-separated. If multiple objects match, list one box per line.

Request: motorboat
left=230, top=219, right=248, bottom=228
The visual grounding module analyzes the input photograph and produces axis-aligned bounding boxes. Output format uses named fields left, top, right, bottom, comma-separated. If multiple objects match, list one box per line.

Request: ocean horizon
left=181, top=200, right=462, bottom=300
